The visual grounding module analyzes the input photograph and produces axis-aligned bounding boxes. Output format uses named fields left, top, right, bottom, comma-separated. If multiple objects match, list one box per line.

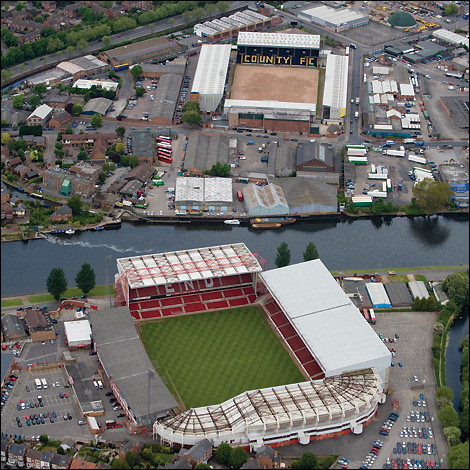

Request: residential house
left=50, top=452, right=73, bottom=469
left=117, top=440, right=142, bottom=461
left=11, top=20, right=42, bottom=33
left=7, top=443, right=27, bottom=467
left=62, top=2, right=86, bottom=18
left=255, top=445, right=280, bottom=469
left=5, top=157, right=23, bottom=169
left=49, top=112, right=72, bottom=129
left=40, top=450, right=54, bottom=469
left=1, top=436, right=12, bottom=463
left=26, top=104, right=53, bottom=127
left=13, top=202, right=27, bottom=218
left=44, top=17, right=63, bottom=31
left=25, top=448, right=44, bottom=469
left=242, top=459, right=262, bottom=469
left=18, top=31, right=42, bottom=44
left=1, top=190, right=10, bottom=205
left=22, top=135, right=47, bottom=148
left=43, top=89, right=71, bottom=112
left=50, top=205, right=73, bottom=222
left=13, top=164, right=31, bottom=179
left=70, top=458, right=98, bottom=469
left=122, top=1, right=153, bottom=11
left=177, top=439, right=212, bottom=467
left=105, top=4, right=125, bottom=18
left=24, top=308, right=55, bottom=342
left=43, top=1, right=57, bottom=12
left=25, top=169, right=39, bottom=180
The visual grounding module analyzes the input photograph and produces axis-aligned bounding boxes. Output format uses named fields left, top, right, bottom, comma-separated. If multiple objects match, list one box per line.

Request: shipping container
left=347, top=148, right=367, bottom=156
left=382, top=181, right=387, bottom=192
left=408, top=154, right=427, bottom=165
left=386, top=178, right=392, bottom=192
left=369, top=173, right=388, bottom=180
left=370, top=164, right=376, bottom=174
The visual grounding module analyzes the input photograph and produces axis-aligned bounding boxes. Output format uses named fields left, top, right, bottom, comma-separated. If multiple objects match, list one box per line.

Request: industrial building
left=440, top=96, right=469, bottom=129
left=432, top=29, right=469, bottom=48
left=408, top=281, right=430, bottom=300
left=57, top=55, right=108, bottom=80
left=72, top=79, right=118, bottom=92
left=384, top=282, right=413, bottom=308
left=183, top=133, right=230, bottom=171
left=175, top=177, right=233, bottom=212
left=298, top=4, right=369, bottom=31
left=25, top=69, right=72, bottom=87
left=365, top=283, right=391, bottom=309
left=194, top=9, right=280, bottom=42
left=103, top=37, right=183, bottom=67
left=63, top=320, right=92, bottom=350
left=88, top=307, right=177, bottom=430
left=148, top=73, right=183, bottom=124
left=190, top=44, right=232, bottom=113
left=154, top=259, right=390, bottom=448
left=141, top=61, right=186, bottom=79
left=322, top=53, right=349, bottom=123
left=81, top=97, right=113, bottom=116
left=242, top=183, right=289, bottom=216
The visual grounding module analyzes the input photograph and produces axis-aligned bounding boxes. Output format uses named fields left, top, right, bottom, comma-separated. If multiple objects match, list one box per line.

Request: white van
left=35, top=378, right=42, bottom=389
left=41, top=378, right=48, bottom=389
left=93, top=380, right=99, bottom=389
left=97, top=380, right=103, bottom=389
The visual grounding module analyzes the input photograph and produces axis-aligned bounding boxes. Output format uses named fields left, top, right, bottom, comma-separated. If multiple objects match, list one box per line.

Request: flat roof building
left=73, top=79, right=118, bottom=91
left=82, top=97, right=113, bottom=115
left=365, top=283, right=391, bottom=308
left=191, top=45, right=232, bottom=112
left=64, top=320, right=92, bottom=349
left=183, top=133, right=230, bottom=171
left=432, top=29, right=469, bottom=48
left=440, top=96, right=469, bottom=129
left=298, top=4, right=369, bottom=31
left=148, top=73, right=183, bottom=124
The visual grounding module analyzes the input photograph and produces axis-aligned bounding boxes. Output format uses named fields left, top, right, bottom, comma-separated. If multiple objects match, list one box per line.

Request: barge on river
left=250, top=217, right=296, bottom=229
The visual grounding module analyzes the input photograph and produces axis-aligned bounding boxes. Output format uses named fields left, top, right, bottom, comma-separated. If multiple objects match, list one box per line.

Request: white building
left=408, top=281, right=430, bottom=300
left=242, top=183, right=289, bottom=216
left=298, top=4, right=369, bottom=31
left=432, top=29, right=469, bottom=48
left=191, top=44, right=232, bottom=112
left=64, top=320, right=92, bottom=349
left=72, top=79, right=118, bottom=92
left=323, top=54, right=349, bottom=121
left=366, top=283, right=391, bottom=308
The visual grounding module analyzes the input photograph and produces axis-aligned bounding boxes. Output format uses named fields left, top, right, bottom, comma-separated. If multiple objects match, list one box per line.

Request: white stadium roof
left=259, top=260, right=391, bottom=378
left=154, top=368, right=384, bottom=446
left=117, top=243, right=262, bottom=289
left=191, top=44, right=231, bottom=96
left=237, top=31, right=320, bottom=49
left=224, top=99, right=315, bottom=113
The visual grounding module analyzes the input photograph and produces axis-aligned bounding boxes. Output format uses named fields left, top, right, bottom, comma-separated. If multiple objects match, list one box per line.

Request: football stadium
left=111, top=243, right=391, bottom=449
left=224, top=32, right=321, bottom=133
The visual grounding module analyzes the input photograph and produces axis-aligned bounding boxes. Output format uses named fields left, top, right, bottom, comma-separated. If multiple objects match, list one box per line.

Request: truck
left=354, top=111, right=359, bottom=119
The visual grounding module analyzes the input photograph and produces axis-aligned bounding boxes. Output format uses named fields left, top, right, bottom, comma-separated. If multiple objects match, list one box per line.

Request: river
left=2, top=214, right=468, bottom=297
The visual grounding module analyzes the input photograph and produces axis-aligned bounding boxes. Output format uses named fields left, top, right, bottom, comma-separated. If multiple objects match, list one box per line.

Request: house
left=1, top=436, right=12, bottom=463
left=117, top=440, right=143, bottom=461
left=105, top=4, right=125, bottom=18
left=255, top=445, right=280, bottom=469
left=25, top=169, right=39, bottom=180
left=49, top=112, right=72, bottom=129
left=1, top=204, right=14, bottom=222
left=7, top=443, right=27, bottom=467
left=177, top=439, right=212, bottom=467
left=5, top=157, right=23, bottom=169
left=69, top=458, right=97, bottom=469
left=1, top=190, right=10, bottom=205
left=124, top=164, right=156, bottom=183
left=18, top=31, right=42, bottom=44
left=24, top=308, right=55, bottom=341
left=13, top=164, right=31, bottom=179
left=26, top=104, right=53, bottom=127
left=43, top=1, right=57, bottom=12
left=50, top=452, right=73, bottom=469
left=13, top=203, right=27, bottom=218
left=22, top=135, right=47, bottom=148
left=242, top=459, right=262, bottom=469
left=1, top=313, right=26, bottom=341
left=25, top=448, right=44, bottom=469
left=50, top=205, right=73, bottom=222
left=43, top=89, right=71, bottom=111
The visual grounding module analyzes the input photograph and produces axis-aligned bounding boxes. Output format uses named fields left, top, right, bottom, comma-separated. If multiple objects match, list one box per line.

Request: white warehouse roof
left=323, top=54, right=349, bottom=115
left=64, top=320, right=92, bottom=345
left=399, top=83, right=415, bottom=96
left=73, top=79, right=118, bottom=91
left=300, top=5, right=368, bottom=27
left=408, top=281, right=430, bottom=299
left=260, top=260, right=391, bottom=379
left=27, top=104, right=53, bottom=120
left=191, top=44, right=231, bottom=96
left=175, top=177, right=232, bottom=203
left=365, top=283, right=391, bottom=308
left=237, top=31, right=320, bottom=49
left=432, top=29, right=469, bottom=48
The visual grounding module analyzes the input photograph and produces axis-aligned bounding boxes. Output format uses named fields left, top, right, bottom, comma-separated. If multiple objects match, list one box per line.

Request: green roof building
left=61, top=179, right=71, bottom=196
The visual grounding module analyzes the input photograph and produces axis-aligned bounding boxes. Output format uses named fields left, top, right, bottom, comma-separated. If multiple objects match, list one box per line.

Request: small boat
left=250, top=217, right=296, bottom=229
left=224, top=219, right=240, bottom=225
left=64, top=229, right=75, bottom=235
left=93, top=225, right=104, bottom=231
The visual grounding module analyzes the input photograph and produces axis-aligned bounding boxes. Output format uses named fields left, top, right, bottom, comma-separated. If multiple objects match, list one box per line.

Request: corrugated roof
left=260, top=260, right=391, bottom=377
left=27, top=104, right=53, bottom=120
left=323, top=54, right=348, bottom=111
left=365, top=283, right=391, bottom=307
left=408, top=281, right=430, bottom=299
left=237, top=31, right=320, bottom=49
left=300, top=4, right=368, bottom=26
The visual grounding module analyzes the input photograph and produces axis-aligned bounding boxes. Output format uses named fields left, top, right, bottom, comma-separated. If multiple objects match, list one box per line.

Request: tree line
left=275, top=242, right=320, bottom=268
left=46, top=263, right=96, bottom=300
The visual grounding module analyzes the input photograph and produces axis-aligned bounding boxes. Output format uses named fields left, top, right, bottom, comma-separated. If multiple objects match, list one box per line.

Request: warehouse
left=384, top=282, right=413, bottom=308
left=141, top=62, right=186, bottom=79
left=175, top=177, right=233, bottom=212
left=89, top=307, right=177, bottom=429
left=130, top=130, right=154, bottom=164
left=25, top=69, right=72, bottom=87
left=72, top=79, right=118, bottom=92
left=103, top=37, right=183, bottom=66
left=322, top=54, right=349, bottom=123
left=148, top=73, right=183, bottom=124
left=440, top=97, right=469, bottom=129
left=242, top=183, right=289, bottom=216
left=408, top=281, right=430, bottom=300
left=298, top=4, right=369, bottom=31
left=183, top=133, right=230, bottom=171
left=432, top=29, right=469, bottom=48
left=190, top=44, right=232, bottom=112
left=64, top=320, right=92, bottom=350
left=296, top=142, right=336, bottom=174
left=57, top=55, right=108, bottom=80
left=366, top=283, right=391, bottom=308
left=81, top=97, right=113, bottom=116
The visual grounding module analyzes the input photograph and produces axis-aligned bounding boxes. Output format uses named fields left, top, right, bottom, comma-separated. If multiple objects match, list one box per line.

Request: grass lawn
left=27, top=285, right=116, bottom=303
left=139, top=306, right=304, bottom=409
left=1, top=298, right=23, bottom=308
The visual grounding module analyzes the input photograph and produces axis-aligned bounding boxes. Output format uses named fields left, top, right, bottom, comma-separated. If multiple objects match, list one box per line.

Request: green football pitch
left=139, top=306, right=305, bottom=409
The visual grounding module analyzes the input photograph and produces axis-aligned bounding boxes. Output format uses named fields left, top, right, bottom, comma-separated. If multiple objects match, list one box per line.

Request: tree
left=1, top=132, right=10, bottom=145
left=275, top=242, right=291, bottom=268
left=448, top=441, right=469, bottom=469
left=229, top=446, right=248, bottom=470
left=115, top=142, right=125, bottom=153
left=436, top=386, right=454, bottom=405
left=291, top=452, right=318, bottom=470
left=182, top=100, right=200, bottom=113
left=443, top=426, right=462, bottom=446
left=131, top=65, right=143, bottom=80
left=125, top=451, right=136, bottom=467
left=111, top=459, right=130, bottom=469
left=443, top=272, right=469, bottom=307
left=46, top=268, right=68, bottom=300
left=425, top=295, right=436, bottom=311
left=75, top=263, right=96, bottom=295
left=39, top=434, right=48, bottom=443
left=12, top=94, right=24, bottom=109
left=29, top=95, right=41, bottom=108
left=437, top=404, right=459, bottom=427
left=90, top=114, right=103, bottom=128
left=195, top=464, right=210, bottom=469
left=33, top=83, right=47, bottom=95
left=66, top=45, right=75, bottom=57
left=412, top=179, right=454, bottom=213
left=215, top=443, right=232, bottom=465
left=444, top=3, right=459, bottom=16
left=72, top=104, right=83, bottom=116
left=182, top=109, right=201, bottom=127
left=216, top=1, right=230, bottom=13
left=135, top=86, right=145, bottom=97
left=115, top=126, right=126, bottom=137
left=67, top=195, right=83, bottom=216
left=76, top=38, right=88, bottom=53
left=303, top=242, right=319, bottom=261
left=56, top=446, right=65, bottom=455
left=102, top=35, right=111, bottom=47
left=206, top=162, right=230, bottom=177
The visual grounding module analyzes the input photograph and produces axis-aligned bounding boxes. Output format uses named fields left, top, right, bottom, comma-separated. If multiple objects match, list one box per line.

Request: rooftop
left=27, top=104, right=53, bottom=120
left=117, top=243, right=262, bottom=289
left=63, top=320, right=92, bottom=344
left=299, top=4, right=368, bottom=26
left=237, top=31, right=320, bottom=49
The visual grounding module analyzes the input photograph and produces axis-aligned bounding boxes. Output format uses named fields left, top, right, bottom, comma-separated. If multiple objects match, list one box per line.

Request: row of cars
left=174, top=75, right=191, bottom=123
left=393, top=441, right=437, bottom=456
left=379, top=412, right=400, bottom=436
left=401, top=425, right=433, bottom=439
left=384, top=458, right=441, bottom=469
left=359, top=439, right=384, bottom=469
